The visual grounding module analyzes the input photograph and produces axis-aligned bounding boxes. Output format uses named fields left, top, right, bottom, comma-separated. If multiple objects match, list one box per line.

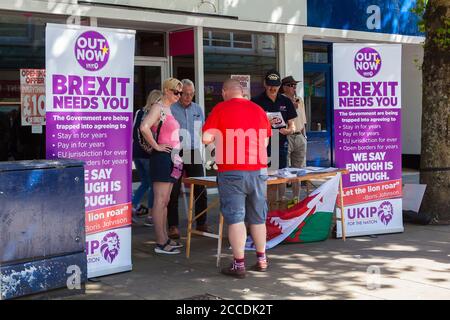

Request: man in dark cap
left=252, top=70, right=297, bottom=201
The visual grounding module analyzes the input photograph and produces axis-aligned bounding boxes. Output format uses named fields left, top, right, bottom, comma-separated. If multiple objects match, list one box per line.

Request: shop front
left=304, top=0, right=424, bottom=168
left=0, top=0, right=425, bottom=293
left=0, top=1, right=424, bottom=168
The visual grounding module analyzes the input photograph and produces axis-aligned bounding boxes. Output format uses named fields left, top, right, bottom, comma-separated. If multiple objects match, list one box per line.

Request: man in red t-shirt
left=203, top=79, right=272, bottom=278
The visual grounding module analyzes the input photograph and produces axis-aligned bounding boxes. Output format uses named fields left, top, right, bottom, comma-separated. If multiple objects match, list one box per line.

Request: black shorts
left=149, top=151, right=177, bottom=183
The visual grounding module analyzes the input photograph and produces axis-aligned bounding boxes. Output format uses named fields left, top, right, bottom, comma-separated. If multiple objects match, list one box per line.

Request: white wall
left=80, top=0, right=220, bottom=14
left=80, top=0, right=307, bottom=25
left=280, top=33, right=304, bottom=98
left=221, top=0, right=306, bottom=25
left=402, top=44, right=423, bottom=155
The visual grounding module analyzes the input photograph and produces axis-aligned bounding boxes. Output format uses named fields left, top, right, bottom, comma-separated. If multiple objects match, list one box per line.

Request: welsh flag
left=245, top=173, right=341, bottom=250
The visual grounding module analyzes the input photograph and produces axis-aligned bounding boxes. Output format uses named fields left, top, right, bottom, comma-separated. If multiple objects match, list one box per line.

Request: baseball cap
left=281, top=76, right=300, bottom=86
left=264, top=70, right=281, bottom=86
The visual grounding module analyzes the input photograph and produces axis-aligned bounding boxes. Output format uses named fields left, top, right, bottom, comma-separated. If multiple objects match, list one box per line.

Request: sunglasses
left=284, top=83, right=297, bottom=88
left=170, top=89, right=183, bottom=96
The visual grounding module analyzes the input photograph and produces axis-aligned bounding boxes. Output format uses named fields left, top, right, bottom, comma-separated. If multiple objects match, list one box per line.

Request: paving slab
left=19, top=187, right=450, bottom=300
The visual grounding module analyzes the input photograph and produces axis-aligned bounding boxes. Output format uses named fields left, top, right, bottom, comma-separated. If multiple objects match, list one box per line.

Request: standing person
left=203, top=79, right=272, bottom=278
left=251, top=70, right=297, bottom=201
left=140, top=78, right=184, bottom=254
left=281, top=76, right=307, bottom=200
left=132, top=90, right=162, bottom=225
left=168, top=79, right=209, bottom=239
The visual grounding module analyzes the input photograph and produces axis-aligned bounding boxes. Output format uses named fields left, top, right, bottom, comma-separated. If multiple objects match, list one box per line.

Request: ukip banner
left=245, top=173, right=341, bottom=250
left=333, top=44, right=403, bottom=238
left=45, top=24, right=135, bottom=278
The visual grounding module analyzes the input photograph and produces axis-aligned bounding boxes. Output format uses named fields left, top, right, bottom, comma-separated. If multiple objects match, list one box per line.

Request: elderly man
left=168, top=79, right=208, bottom=239
left=281, top=75, right=307, bottom=199
left=252, top=70, right=297, bottom=201
left=203, top=79, right=272, bottom=278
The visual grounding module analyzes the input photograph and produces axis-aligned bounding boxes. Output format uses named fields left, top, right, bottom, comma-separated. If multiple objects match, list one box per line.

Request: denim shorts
left=149, top=151, right=177, bottom=183
left=217, top=169, right=268, bottom=225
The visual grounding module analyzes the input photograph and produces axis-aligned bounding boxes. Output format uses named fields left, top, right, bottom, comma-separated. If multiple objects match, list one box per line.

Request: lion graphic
left=378, top=201, right=394, bottom=226
left=100, top=232, right=120, bottom=263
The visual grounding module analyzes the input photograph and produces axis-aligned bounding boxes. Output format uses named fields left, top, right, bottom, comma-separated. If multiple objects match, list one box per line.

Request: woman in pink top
left=140, top=78, right=184, bottom=254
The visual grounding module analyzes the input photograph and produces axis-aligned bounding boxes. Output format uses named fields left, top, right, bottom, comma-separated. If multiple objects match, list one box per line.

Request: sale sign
left=45, top=24, right=135, bottom=278
left=333, top=44, right=403, bottom=238
left=20, top=69, right=46, bottom=126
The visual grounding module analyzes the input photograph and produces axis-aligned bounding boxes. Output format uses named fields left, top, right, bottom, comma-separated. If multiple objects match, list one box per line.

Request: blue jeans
left=132, top=158, right=153, bottom=209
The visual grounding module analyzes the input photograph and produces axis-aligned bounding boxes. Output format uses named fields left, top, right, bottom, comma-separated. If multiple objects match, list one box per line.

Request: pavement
left=76, top=222, right=450, bottom=300
left=26, top=171, right=450, bottom=300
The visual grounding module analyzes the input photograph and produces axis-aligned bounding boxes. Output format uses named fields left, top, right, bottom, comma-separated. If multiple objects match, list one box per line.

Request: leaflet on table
left=273, top=168, right=297, bottom=178
left=303, top=167, right=339, bottom=173
left=267, top=112, right=286, bottom=128
left=190, top=176, right=217, bottom=182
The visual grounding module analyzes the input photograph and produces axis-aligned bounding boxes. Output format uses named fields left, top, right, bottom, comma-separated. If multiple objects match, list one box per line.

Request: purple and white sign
left=333, top=44, right=403, bottom=238
left=46, top=24, right=135, bottom=277
left=85, top=228, right=131, bottom=272
left=354, top=47, right=382, bottom=78
left=75, top=31, right=110, bottom=71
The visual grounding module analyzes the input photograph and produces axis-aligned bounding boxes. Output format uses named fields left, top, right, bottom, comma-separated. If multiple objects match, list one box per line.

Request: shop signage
left=307, top=0, right=423, bottom=37
left=333, top=44, right=403, bottom=237
left=45, top=24, right=135, bottom=278
left=20, top=69, right=46, bottom=127
left=231, top=75, right=251, bottom=99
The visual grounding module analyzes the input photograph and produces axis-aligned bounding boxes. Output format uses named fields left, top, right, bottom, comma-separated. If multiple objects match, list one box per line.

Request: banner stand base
left=336, top=227, right=404, bottom=239
left=88, top=265, right=133, bottom=279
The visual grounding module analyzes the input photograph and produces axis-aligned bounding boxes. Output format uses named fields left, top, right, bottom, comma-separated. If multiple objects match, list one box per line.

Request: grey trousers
left=287, top=134, right=307, bottom=168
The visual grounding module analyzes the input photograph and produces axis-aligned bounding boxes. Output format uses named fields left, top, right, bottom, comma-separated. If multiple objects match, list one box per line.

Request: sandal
left=166, top=238, right=183, bottom=249
left=136, top=205, right=149, bottom=216
left=154, top=243, right=180, bottom=255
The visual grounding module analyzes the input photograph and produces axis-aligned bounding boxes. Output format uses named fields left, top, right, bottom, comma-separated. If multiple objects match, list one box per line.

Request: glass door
left=304, top=64, right=333, bottom=167
left=133, top=58, right=168, bottom=112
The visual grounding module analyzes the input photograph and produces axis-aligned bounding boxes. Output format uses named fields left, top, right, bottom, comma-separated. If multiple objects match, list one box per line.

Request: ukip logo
left=354, top=47, right=382, bottom=78
left=100, top=232, right=120, bottom=263
left=378, top=201, right=394, bottom=226
left=74, top=30, right=110, bottom=71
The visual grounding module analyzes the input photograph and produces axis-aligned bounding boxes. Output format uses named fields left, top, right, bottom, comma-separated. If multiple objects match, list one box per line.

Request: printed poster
left=231, top=75, right=251, bottom=99
left=45, top=24, right=135, bottom=277
left=333, top=44, right=403, bottom=237
left=20, top=69, right=46, bottom=126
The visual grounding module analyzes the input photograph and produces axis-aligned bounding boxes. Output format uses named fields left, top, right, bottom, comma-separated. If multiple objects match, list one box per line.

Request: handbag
left=170, top=153, right=184, bottom=180
left=137, top=104, right=166, bottom=154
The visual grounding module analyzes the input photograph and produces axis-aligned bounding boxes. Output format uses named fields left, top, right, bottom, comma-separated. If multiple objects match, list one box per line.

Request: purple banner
left=46, top=24, right=135, bottom=277
left=334, top=108, right=402, bottom=189
left=333, top=44, right=403, bottom=237
left=46, top=112, right=132, bottom=212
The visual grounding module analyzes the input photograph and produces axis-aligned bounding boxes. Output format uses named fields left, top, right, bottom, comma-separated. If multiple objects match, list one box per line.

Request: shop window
left=304, top=72, right=327, bottom=132
left=304, top=43, right=329, bottom=64
left=135, top=31, right=165, bottom=57
left=203, top=29, right=277, bottom=116
left=204, top=30, right=254, bottom=50
left=0, top=14, right=31, bottom=39
left=0, top=11, right=67, bottom=161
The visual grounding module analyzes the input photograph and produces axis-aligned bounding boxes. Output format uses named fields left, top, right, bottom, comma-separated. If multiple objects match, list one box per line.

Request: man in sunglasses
left=252, top=70, right=297, bottom=203
left=281, top=76, right=307, bottom=200
left=168, top=79, right=209, bottom=239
